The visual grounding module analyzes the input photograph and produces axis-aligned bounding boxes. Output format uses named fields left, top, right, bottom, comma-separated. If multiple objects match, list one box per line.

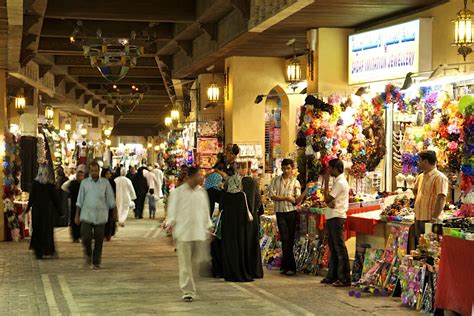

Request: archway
left=264, top=86, right=289, bottom=173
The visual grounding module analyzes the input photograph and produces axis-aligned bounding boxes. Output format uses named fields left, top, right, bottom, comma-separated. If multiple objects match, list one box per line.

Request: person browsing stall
left=413, top=150, right=448, bottom=242
left=321, top=158, right=351, bottom=287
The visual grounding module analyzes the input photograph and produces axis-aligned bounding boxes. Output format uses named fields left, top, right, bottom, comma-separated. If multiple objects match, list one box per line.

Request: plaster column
left=0, top=70, right=7, bottom=240
left=224, top=56, right=302, bottom=166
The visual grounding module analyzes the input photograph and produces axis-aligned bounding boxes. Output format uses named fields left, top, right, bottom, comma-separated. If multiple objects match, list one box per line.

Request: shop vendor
left=413, top=150, right=448, bottom=244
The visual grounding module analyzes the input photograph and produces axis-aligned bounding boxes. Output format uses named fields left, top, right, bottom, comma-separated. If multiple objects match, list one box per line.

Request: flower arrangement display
left=459, top=96, right=474, bottom=193
left=2, top=132, right=22, bottom=240
left=296, top=93, right=385, bottom=182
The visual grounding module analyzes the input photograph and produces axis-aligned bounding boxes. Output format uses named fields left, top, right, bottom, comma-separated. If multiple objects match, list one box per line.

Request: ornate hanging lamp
left=453, top=0, right=474, bottom=61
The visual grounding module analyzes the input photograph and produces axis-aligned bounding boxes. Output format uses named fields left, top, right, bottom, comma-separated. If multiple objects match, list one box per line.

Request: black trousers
left=414, top=220, right=429, bottom=248
left=70, top=207, right=81, bottom=241
left=276, top=211, right=297, bottom=272
left=326, top=218, right=350, bottom=282
left=81, top=223, right=106, bottom=266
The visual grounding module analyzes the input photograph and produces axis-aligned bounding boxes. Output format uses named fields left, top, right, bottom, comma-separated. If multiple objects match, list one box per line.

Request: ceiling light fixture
left=453, top=0, right=474, bottom=61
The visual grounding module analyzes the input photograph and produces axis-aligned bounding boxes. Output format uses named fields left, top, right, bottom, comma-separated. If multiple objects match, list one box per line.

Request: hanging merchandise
left=460, top=95, right=474, bottom=193
left=2, top=132, right=23, bottom=241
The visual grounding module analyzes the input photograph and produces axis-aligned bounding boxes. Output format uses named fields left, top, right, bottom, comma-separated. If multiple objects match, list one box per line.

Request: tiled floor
left=0, top=203, right=416, bottom=315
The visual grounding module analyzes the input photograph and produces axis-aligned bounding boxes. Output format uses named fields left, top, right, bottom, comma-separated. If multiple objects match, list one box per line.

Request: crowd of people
left=26, top=161, right=166, bottom=269
left=25, top=142, right=356, bottom=303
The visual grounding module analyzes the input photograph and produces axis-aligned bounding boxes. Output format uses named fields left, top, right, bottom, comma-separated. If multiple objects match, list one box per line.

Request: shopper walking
left=165, top=167, right=212, bottom=302
left=102, top=168, right=117, bottom=241
left=126, top=166, right=137, bottom=181
left=61, top=165, right=86, bottom=242
left=413, top=151, right=448, bottom=242
left=268, top=159, right=301, bottom=276
left=321, top=158, right=351, bottom=287
left=75, top=161, right=116, bottom=269
left=114, top=167, right=136, bottom=226
left=133, top=167, right=149, bottom=219
left=153, top=163, right=164, bottom=198
left=27, top=163, right=60, bottom=259
left=147, top=189, right=157, bottom=219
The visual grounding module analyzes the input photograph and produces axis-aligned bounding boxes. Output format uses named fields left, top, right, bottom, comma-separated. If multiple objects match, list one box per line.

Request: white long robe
left=153, top=168, right=164, bottom=198
left=114, top=176, right=137, bottom=223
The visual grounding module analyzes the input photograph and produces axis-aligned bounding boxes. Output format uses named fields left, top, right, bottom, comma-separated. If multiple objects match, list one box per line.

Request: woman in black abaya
left=133, top=167, right=149, bottom=219
left=102, top=168, right=117, bottom=240
left=219, top=175, right=253, bottom=282
left=242, top=176, right=264, bottom=279
left=27, top=163, right=60, bottom=259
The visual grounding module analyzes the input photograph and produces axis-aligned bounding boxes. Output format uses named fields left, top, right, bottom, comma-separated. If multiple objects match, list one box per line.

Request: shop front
left=245, top=3, right=474, bottom=315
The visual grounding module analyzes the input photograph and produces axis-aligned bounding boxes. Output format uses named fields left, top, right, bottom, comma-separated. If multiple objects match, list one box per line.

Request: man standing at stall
left=322, top=158, right=351, bottom=287
left=75, top=161, right=116, bottom=270
left=413, top=150, right=448, bottom=242
left=269, top=159, right=301, bottom=276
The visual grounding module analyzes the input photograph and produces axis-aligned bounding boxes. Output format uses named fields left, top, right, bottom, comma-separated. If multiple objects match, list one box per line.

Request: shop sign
left=348, top=19, right=432, bottom=85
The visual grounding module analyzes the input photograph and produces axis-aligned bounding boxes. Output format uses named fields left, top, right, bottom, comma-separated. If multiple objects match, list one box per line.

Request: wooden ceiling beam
left=44, top=0, right=196, bottom=23
left=75, top=89, right=86, bottom=99
left=23, top=15, right=41, bottom=34
left=230, top=0, right=250, bottom=19
left=176, top=40, right=193, bottom=57
left=65, top=82, right=76, bottom=94
left=41, top=19, right=175, bottom=40
left=38, top=64, right=52, bottom=79
left=112, top=125, right=159, bottom=137
left=83, top=94, right=93, bottom=104
left=200, top=23, right=218, bottom=41
left=77, top=77, right=164, bottom=85
left=99, top=104, right=107, bottom=112
left=68, top=67, right=161, bottom=77
left=54, top=74, right=66, bottom=87
left=92, top=99, right=100, bottom=108
left=55, top=55, right=158, bottom=67
left=39, top=37, right=157, bottom=55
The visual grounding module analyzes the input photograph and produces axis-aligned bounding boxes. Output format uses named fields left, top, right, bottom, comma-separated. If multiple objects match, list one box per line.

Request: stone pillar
left=0, top=70, right=7, bottom=240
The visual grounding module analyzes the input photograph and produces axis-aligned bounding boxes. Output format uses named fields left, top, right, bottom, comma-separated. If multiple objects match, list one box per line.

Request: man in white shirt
left=269, top=159, right=301, bottom=276
left=165, top=167, right=212, bottom=302
left=322, top=158, right=351, bottom=287
left=153, top=163, right=164, bottom=198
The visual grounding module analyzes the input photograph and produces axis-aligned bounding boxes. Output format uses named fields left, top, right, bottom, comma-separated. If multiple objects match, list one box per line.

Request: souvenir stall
left=196, top=120, right=223, bottom=171
left=111, top=143, right=147, bottom=169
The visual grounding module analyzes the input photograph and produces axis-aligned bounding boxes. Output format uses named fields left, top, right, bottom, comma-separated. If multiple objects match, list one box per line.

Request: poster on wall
left=348, top=19, right=432, bottom=85
left=197, top=138, right=219, bottom=154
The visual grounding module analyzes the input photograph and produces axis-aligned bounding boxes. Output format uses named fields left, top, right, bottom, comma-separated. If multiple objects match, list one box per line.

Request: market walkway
left=0, top=204, right=416, bottom=316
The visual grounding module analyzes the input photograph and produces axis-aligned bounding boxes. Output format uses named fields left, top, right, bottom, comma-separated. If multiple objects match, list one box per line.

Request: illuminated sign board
left=348, top=19, right=432, bottom=85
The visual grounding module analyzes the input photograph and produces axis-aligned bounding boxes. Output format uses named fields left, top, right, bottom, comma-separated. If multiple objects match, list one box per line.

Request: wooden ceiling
left=20, top=0, right=447, bottom=136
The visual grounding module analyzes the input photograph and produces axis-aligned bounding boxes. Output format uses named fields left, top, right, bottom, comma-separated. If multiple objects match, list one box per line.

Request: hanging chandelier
left=70, top=21, right=159, bottom=83
left=106, top=85, right=144, bottom=114
left=453, top=0, right=474, bottom=61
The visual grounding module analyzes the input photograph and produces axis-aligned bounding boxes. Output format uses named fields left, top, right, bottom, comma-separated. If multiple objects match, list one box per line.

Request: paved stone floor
left=0, top=203, right=417, bottom=315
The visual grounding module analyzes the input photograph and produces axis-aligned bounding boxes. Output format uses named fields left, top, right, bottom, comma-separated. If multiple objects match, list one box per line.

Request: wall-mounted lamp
left=64, top=119, right=72, bottom=131
left=45, top=106, right=54, bottom=124
left=103, top=127, right=112, bottom=137
left=453, top=0, right=474, bottom=61
left=164, top=116, right=172, bottom=127
left=207, top=83, right=220, bottom=103
left=15, top=89, right=26, bottom=115
left=286, top=39, right=302, bottom=84
left=80, top=126, right=88, bottom=136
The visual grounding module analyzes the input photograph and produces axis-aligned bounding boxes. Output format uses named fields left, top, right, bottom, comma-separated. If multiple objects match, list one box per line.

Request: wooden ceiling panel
left=44, top=0, right=196, bottom=23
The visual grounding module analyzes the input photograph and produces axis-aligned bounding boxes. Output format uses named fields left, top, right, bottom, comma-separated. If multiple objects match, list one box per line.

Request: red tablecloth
left=347, top=210, right=382, bottom=235
left=435, top=236, right=474, bottom=316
